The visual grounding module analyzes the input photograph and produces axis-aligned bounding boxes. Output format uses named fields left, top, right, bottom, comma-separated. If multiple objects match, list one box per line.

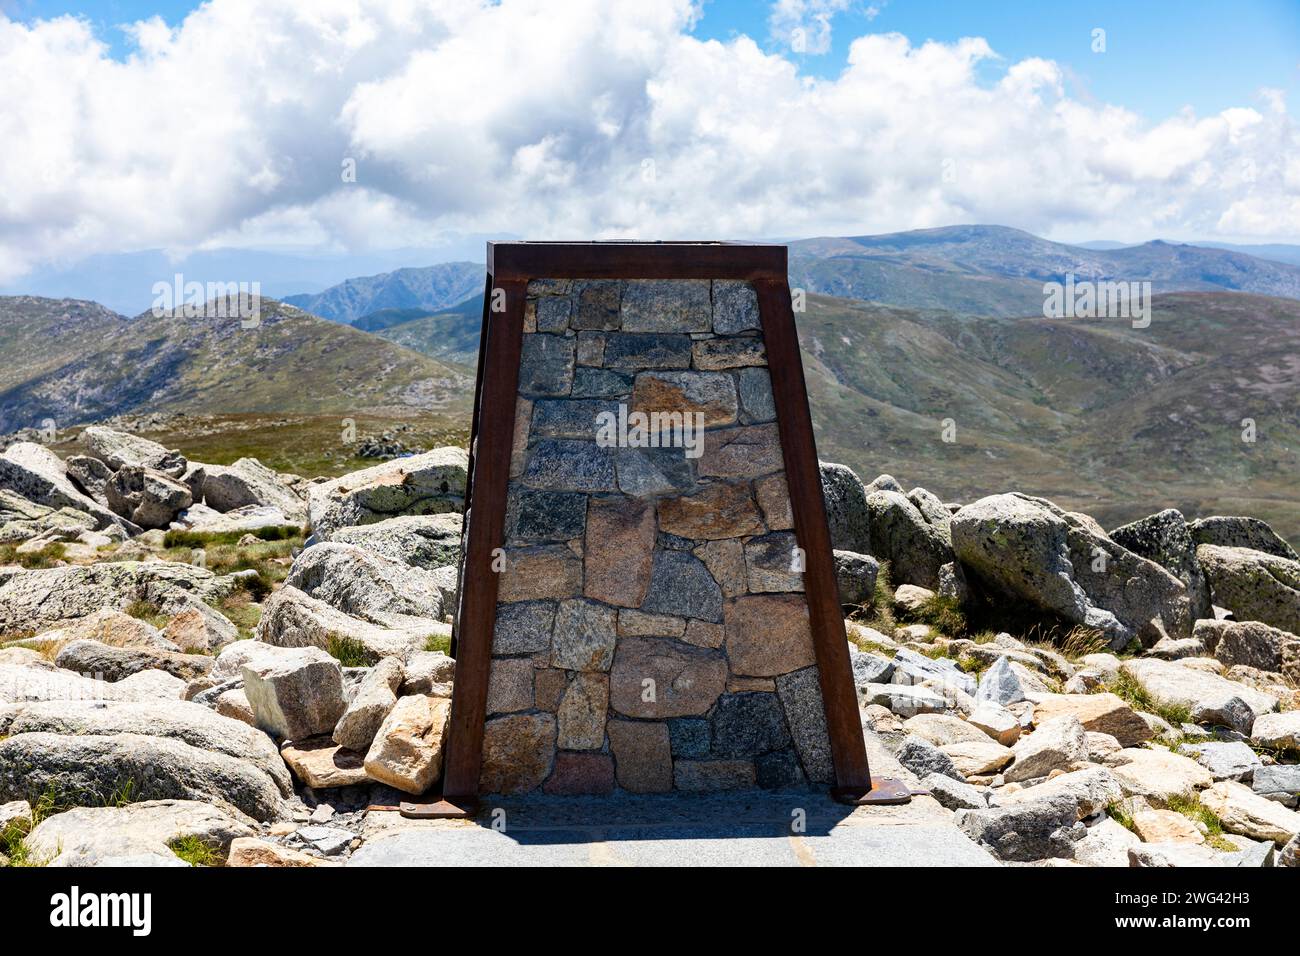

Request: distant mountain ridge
left=283, top=261, right=482, bottom=324
left=788, top=225, right=1300, bottom=316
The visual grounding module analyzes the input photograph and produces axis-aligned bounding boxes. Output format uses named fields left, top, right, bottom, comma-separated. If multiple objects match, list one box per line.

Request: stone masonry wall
left=479, top=278, right=835, bottom=795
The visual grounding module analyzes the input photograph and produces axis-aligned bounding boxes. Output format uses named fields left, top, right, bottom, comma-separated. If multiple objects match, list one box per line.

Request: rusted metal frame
left=488, top=241, right=787, bottom=282
left=753, top=278, right=874, bottom=795
left=441, top=277, right=526, bottom=800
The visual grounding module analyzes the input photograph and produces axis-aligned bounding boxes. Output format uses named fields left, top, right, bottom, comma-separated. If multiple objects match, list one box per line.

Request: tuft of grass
left=169, top=835, right=222, bottom=867
left=1106, top=801, right=1136, bottom=833
left=1165, top=794, right=1236, bottom=850
left=216, top=590, right=261, bottom=641
left=423, top=632, right=452, bottom=655
left=853, top=561, right=898, bottom=638
left=0, top=542, right=68, bottom=569
left=124, top=599, right=169, bottom=629
left=0, top=786, right=63, bottom=868
left=909, top=593, right=968, bottom=639
left=163, top=526, right=302, bottom=549
left=1104, top=669, right=1192, bottom=726
left=327, top=633, right=375, bottom=667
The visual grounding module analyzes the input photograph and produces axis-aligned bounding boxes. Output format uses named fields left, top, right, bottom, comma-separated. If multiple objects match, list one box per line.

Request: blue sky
left=10, top=0, right=1299, bottom=119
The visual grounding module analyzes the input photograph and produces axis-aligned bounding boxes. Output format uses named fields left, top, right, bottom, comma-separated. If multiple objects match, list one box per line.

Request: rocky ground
left=0, top=427, right=1296, bottom=867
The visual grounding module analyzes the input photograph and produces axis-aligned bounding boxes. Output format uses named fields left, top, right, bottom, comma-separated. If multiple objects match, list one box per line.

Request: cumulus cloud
left=0, top=0, right=1297, bottom=285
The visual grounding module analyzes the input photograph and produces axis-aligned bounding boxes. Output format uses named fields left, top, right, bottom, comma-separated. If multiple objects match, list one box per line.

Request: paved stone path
left=348, top=734, right=999, bottom=867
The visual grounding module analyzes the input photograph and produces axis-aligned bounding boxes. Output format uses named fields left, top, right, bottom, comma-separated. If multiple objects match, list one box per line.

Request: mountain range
left=2, top=224, right=1296, bottom=538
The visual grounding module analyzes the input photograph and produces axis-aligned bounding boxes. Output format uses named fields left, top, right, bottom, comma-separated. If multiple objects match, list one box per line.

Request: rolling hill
left=0, top=295, right=473, bottom=434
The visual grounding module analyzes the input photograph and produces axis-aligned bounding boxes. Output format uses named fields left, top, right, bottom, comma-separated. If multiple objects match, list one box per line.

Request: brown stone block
left=557, top=672, right=609, bottom=750
left=673, top=759, right=756, bottom=791
left=584, top=496, right=656, bottom=607
left=480, top=713, right=557, bottom=794
left=683, top=619, right=725, bottom=649
left=543, top=752, right=616, bottom=794
left=534, top=667, right=568, bottom=711
left=486, top=657, right=535, bottom=715
left=725, top=594, right=816, bottom=677
left=657, top=481, right=764, bottom=540
left=698, top=423, right=783, bottom=478
left=607, top=719, right=673, bottom=792
left=693, top=538, right=747, bottom=597
left=609, top=636, right=727, bottom=718
left=754, top=472, right=794, bottom=531
left=630, top=370, right=737, bottom=428
left=497, top=545, right=583, bottom=602
left=617, top=608, right=687, bottom=637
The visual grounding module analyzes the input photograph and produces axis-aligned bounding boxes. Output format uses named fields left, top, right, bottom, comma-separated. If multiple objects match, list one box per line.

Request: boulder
left=951, top=493, right=1190, bottom=648
left=329, top=513, right=463, bottom=569
left=36, top=607, right=178, bottom=652
left=893, top=584, right=935, bottom=614
left=333, top=657, right=403, bottom=753
left=1109, top=509, right=1212, bottom=620
left=23, top=799, right=253, bottom=867
left=848, top=648, right=894, bottom=686
left=1028, top=692, right=1151, bottom=747
left=1177, top=741, right=1262, bottom=782
left=1132, top=809, right=1204, bottom=844
left=891, top=647, right=976, bottom=697
left=858, top=683, right=948, bottom=717
left=0, top=732, right=284, bottom=822
left=104, top=465, right=193, bottom=530
left=307, top=448, right=468, bottom=539
left=1073, top=817, right=1141, bottom=867
left=1252, top=765, right=1300, bottom=807
left=1110, top=748, right=1213, bottom=806
left=364, top=694, right=452, bottom=795
left=0, top=698, right=292, bottom=796
left=240, top=645, right=345, bottom=741
left=1200, top=780, right=1300, bottom=846
left=63, top=455, right=113, bottom=502
left=201, top=457, right=306, bottom=524
left=954, top=793, right=1084, bottom=862
left=162, top=606, right=235, bottom=652
left=1004, top=715, right=1087, bottom=783
left=54, top=639, right=212, bottom=683
left=1120, top=658, right=1277, bottom=734
left=902, top=713, right=989, bottom=747
left=284, top=542, right=447, bottom=630
left=82, top=426, right=187, bottom=476
left=1129, top=840, right=1275, bottom=867
left=864, top=489, right=953, bottom=589
left=818, top=461, right=871, bottom=555
left=399, top=650, right=456, bottom=695
left=998, top=766, right=1125, bottom=819
left=976, top=655, right=1026, bottom=706
left=1250, top=711, right=1300, bottom=749
left=254, top=586, right=427, bottom=662
left=171, top=503, right=296, bottom=535
left=832, top=549, right=879, bottom=607
left=895, top=734, right=964, bottom=781
left=1197, top=544, right=1300, bottom=633
left=0, top=490, right=99, bottom=544
left=0, top=560, right=234, bottom=634
left=941, top=740, right=1014, bottom=776
left=0, top=663, right=184, bottom=704
left=1199, top=619, right=1300, bottom=681
left=967, top=702, right=1020, bottom=745
left=0, top=441, right=135, bottom=533
left=1189, top=515, right=1298, bottom=561
left=920, top=774, right=988, bottom=815
left=280, top=737, right=369, bottom=789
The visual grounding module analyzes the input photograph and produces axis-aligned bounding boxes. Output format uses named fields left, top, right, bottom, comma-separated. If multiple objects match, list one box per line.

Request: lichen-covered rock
left=1121, top=658, right=1277, bottom=734
left=833, top=549, right=879, bottom=607
left=240, top=645, right=345, bottom=742
left=82, top=425, right=187, bottom=476
left=0, top=441, right=136, bottom=533
left=952, top=493, right=1190, bottom=648
left=201, top=457, right=306, bottom=524
left=333, top=657, right=403, bottom=753
left=819, top=461, right=871, bottom=555
left=1198, top=619, right=1300, bottom=681
left=54, top=639, right=212, bottom=683
left=1004, top=714, right=1087, bottom=782
left=954, top=793, right=1085, bottom=861
left=1110, top=509, right=1212, bottom=620
left=864, top=490, right=953, bottom=590
left=285, top=542, right=447, bottom=630
left=0, top=731, right=285, bottom=822
left=329, top=513, right=462, bottom=569
left=23, top=799, right=253, bottom=867
left=307, top=447, right=467, bottom=539
left=1189, top=516, right=1298, bottom=561
left=105, top=465, right=192, bottom=529
left=254, top=585, right=427, bottom=662
left=64, top=454, right=113, bottom=502
left=1197, top=544, right=1300, bottom=634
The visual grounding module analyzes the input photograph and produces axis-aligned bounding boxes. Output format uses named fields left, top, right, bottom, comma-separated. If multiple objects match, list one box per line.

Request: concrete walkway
left=348, top=735, right=999, bottom=867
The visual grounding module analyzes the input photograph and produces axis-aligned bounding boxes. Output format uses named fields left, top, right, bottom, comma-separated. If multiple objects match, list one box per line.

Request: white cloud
left=0, top=0, right=1298, bottom=285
